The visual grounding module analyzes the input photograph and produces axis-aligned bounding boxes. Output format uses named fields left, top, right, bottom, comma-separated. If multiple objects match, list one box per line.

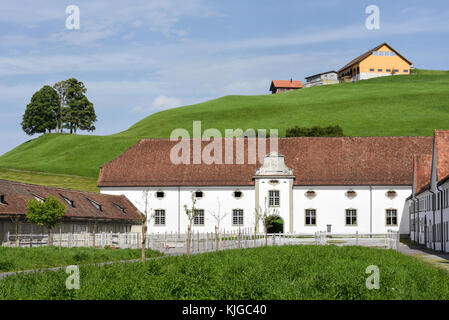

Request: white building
left=409, top=131, right=449, bottom=252
left=98, top=136, right=435, bottom=237
left=304, top=71, right=339, bottom=87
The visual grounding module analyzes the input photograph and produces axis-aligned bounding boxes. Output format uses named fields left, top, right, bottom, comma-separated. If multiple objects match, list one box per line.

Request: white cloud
left=131, top=95, right=182, bottom=114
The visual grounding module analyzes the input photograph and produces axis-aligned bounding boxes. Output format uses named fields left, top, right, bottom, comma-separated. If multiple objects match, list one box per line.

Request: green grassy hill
left=0, top=69, right=448, bottom=191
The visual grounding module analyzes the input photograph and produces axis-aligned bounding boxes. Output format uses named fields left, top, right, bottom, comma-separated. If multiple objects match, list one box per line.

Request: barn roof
left=270, top=80, right=303, bottom=90
left=338, top=42, right=413, bottom=73
left=0, top=180, right=143, bottom=222
left=98, top=136, right=433, bottom=187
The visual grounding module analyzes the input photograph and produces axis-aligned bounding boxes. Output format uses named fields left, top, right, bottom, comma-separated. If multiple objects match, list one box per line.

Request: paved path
left=398, top=242, right=449, bottom=272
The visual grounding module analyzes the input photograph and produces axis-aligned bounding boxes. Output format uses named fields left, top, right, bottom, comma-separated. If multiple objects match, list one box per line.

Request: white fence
left=5, top=229, right=400, bottom=254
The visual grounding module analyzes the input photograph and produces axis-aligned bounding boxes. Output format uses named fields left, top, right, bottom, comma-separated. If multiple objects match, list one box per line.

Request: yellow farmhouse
left=338, top=42, right=413, bottom=82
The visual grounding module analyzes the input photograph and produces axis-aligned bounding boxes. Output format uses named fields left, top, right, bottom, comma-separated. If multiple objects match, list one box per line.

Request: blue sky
left=1, top=0, right=449, bottom=155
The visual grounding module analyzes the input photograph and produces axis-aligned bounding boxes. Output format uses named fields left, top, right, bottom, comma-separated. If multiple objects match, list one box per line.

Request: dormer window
left=233, top=191, right=243, bottom=199
left=156, top=191, right=165, bottom=199
left=345, top=190, right=357, bottom=199
left=0, top=195, right=5, bottom=204
left=60, top=194, right=75, bottom=208
left=305, top=190, right=316, bottom=199
left=113, top=202, right=126, bottom=214
left=87, top=197, right=102, bottom=211
left=194, top=191, right=203, bottom=199
left=32, top=193, right=45, bottom=202
left=386, top=190, right=397, bottom=200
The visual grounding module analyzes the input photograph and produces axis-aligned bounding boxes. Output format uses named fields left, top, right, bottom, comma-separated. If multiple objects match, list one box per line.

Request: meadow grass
left=0, top=168, right=98, bottom=192
left=1, top=245, right=449, bottom=300
left=0, top=70, right=448, bottom=182
left=0, top=246, right=162, bottom=272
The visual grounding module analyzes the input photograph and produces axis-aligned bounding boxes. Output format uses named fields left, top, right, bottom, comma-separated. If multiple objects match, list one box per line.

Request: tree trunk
left=141, top=218, right=147, bottom=263
left=215, top=226, right=219, bottom=251
left=187, top=224, right=192, bottom=258
left=48, top=229, right=53, bottom=246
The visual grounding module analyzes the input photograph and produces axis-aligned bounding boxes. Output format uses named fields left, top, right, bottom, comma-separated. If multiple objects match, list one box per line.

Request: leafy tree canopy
left=25, top=195, right=66, bottom=230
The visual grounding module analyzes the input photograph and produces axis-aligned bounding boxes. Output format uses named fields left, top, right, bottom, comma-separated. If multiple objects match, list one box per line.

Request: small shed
left=269, top=79, right=303, bottom=94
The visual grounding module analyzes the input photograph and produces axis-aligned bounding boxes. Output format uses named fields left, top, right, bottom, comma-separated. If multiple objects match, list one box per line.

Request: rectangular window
left=0, top=195, right=5, bottom=204
left=370, top=68, right=375, bottom=72
left=394, top=69, right=399, bottom=73
left=268, top=190, right=280, bottom=207
left=305, top=209, right=317, bottom=226
left=193, top=209, right=205, bottom=226
left=378, top=69, right=383, bottom=72
left=154, top=209, right=166, bottom=225
left=232, top=209, right=244, bottom=226
left=373, top=51, right=378, bottom=56
left=404, top=70, right=408, bottom=73
left=386, top=209, right=398, bottom=226
left=345, top=209, right=357, bottom=226
left=391, top=52, right=396, bottom=56
left=386, top=69, right=391, bottom=72
left=378, top=51, right=384, bottom=56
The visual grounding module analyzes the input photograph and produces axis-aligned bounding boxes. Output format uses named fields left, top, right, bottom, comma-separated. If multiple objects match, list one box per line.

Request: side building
left=98, top=136, right=433, bottom=236
left=408, top=130, right=449, bottom=252
left=269, top=79, right=303, bottom=94
left=0, top=180, right=143, bottom=244
left=304, top=71, right=339, bottom=87
left=338, top=42, right=413, bottom=82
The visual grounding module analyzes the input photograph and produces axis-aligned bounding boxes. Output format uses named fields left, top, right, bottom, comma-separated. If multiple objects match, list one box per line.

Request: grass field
left=0, top=69, right=448, bottom=186
left=0, top=246, right=162, bottom=272
left=0, top=168, right=99, bottom=192
left=1, top=245, right=449, bottom=300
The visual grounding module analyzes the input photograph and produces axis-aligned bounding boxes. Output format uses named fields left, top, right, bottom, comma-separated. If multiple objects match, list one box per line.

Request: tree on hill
left=25, top=195, right=66, bottom=246
left=61, top=78, right=97, bottom=134
left=22, top=78, right=97, bottom=135
left=21, top=85, right=59, bottom=135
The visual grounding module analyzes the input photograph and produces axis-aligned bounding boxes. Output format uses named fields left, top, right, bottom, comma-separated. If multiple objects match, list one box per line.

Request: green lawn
left=0, top=168, right=98, bottom=192
left=0, top=246, right=162, bottom=272
left=0, top=69, right=448, bottom=183
left=1, top=245, right=449, bottom=299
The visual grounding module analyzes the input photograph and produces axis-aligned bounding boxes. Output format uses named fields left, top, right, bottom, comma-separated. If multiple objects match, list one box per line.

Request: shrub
left=285, top=125, right=344, bottom=137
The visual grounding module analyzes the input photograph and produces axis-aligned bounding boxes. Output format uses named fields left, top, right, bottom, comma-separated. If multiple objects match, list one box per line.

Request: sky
left=1, top=0, right=449, bottom=155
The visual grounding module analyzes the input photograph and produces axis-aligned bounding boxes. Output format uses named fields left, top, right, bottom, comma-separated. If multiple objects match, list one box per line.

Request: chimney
left=290, top=78, right=292, bottom=83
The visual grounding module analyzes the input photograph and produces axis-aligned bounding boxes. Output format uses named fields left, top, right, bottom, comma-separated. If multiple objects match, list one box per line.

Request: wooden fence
left=4, top=229, right=400, bottom=253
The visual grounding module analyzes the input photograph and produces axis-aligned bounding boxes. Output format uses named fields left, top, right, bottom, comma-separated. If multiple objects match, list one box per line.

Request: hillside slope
left=0, top=70, right=448, bottom=186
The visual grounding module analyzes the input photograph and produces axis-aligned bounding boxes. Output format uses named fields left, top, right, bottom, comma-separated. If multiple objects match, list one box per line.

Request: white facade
left=100, top=153, right=411, bottom=235
left=410, top=182, right=449, bottom=252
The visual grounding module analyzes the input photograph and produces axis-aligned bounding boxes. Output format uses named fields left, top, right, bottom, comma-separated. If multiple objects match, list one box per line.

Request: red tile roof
left=270, top=80, right=303, bottom=89
left=435, top=130, right=449, bottom=182
left=413, top=154, right=432, bottom=194
left=338, top=42, right=413, bottom=73
left=98, top=136, right=433, bottom=187
left=0, top=180, right=143, bottom=222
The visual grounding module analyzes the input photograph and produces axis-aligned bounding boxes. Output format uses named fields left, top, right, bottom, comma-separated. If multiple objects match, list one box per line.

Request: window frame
left=232, top=209, right=244, bottom=226
left=268, top=190, right=280, bottom=207
left=305, top=209, right=317, bottom=226
left=385, top=208, right=398, bottom=226
left=345, top=209, right=358, bottom=226
left=154, top=209, right=166, bottom=226
left=193, top=209, right=205, bottom=226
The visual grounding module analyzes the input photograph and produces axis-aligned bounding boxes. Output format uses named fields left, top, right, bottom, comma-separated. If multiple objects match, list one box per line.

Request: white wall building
left=98, top=136, right=435, bottom=236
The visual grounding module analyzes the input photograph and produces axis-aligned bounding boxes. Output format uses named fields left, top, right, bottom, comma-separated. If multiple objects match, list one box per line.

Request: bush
left=285, top=125, right=344, bottom=137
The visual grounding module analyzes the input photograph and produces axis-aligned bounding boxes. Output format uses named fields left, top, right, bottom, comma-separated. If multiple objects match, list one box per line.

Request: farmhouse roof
left=270, top=80, right=303, bottom=89
left=338, top=42, right=413, bottom=73
left=0, top=180, right=143, bottom=222
left=97, top=136, right=433, bottom=187
left=305, top=71, right=337, bottom=80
